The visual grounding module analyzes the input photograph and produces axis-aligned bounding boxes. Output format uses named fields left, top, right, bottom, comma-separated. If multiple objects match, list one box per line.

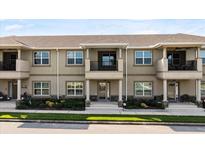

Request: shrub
left=124, top=96, right=165, bottom=109
left=180, top=94, right=196, bottom=102
left=16, top=97, right=85, bottom=110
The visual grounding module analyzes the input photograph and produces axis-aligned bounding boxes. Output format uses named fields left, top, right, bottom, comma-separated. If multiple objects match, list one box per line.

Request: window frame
left=201, top=81, right=205, bottom=97
left=134, top=81, right=153, bottom=97
left=135, top=50, right=152, bottom=65
left=33, top=51, right=50, bottom=66
left=199, top=50, right=205, bottom=65
left=66, top=51, right=84, bottom=65
left=66, top=81, right=84, bottom=96
left=33, top=81, right=50, bottom=96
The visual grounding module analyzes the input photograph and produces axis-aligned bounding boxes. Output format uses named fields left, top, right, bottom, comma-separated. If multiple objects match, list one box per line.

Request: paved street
left=1, top=122, right=205, bottom=134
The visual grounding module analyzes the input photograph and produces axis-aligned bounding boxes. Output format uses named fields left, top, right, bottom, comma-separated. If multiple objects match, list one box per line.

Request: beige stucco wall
left=179, top=80, right=196, bottom=96
left=126, top=75, right=163, bottom=96
left=126, top=49, right=162, bottom=75
left=0, top=80, right=9, bottom=94
left=0, top=47, right=202, bottom=98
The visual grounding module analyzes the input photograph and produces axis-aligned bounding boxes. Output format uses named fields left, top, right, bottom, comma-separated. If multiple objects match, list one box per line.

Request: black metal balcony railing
left=90, top=61, right=118, bottom=71
left=0, top=60, right=16, bottom=71
left=168, top=60, right=197, bottom=71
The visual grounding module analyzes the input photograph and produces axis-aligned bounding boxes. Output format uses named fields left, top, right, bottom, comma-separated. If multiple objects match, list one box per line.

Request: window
left=135, top=51, right=152, bottom=65
left=33, top=51, right=50, bottom=65
left=67, top=82, right=83, bottom=96
left=201, top=82, right=205, bottom=96
left=33, top=81, right=50, bottom=96
left=200, top=50, right=205, bottom=64
left=135, top=81, right=152, bottom=96
left=67, top=51, right=83, bottom=65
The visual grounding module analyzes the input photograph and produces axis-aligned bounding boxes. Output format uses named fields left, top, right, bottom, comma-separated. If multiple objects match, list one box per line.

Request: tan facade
left=1, top=34, right=205, bottom=104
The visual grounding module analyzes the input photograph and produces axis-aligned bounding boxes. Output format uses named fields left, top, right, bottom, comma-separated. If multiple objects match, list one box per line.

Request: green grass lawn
left=0, top=112, right=205, bottom=123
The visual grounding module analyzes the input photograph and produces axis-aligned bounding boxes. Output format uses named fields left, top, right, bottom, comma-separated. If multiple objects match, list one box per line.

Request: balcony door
left=98, top=51, right=117, bottom=70
left=3, top=52, right=17, bottom=70
left=167, top=50, right=186, bottom=70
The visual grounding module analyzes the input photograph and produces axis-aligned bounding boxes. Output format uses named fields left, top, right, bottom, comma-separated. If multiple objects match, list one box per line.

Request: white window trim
left=67, top=82, right=84, bottom=96
left=33, top=81, right=50, bottom=96
left=135, top=50, right=152, bottom=65
left=67, top=51, right=83, bottom=65
left=201, top=81, right=205, bottom=96
left=135, top=81, right=153, bottom=97
left=33, top=51, right=50, bottom=65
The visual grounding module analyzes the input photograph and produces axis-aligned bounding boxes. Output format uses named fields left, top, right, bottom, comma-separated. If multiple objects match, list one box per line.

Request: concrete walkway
left=0, top=101, right=205, bottom=116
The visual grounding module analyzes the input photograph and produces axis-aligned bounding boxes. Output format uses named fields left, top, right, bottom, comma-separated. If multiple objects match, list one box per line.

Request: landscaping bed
left=16, top=98, right=85, bottom=111
left=124, top=96, right=165, bottom=109
left=1, top=112, right=205, bottom=123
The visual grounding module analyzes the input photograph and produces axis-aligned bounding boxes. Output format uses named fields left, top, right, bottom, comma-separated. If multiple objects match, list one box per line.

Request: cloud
left=4, top=24, right=24, bottom=31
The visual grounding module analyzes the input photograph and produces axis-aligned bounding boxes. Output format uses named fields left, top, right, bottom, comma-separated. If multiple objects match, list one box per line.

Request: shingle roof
left=0, top=33, right=205, bottom=48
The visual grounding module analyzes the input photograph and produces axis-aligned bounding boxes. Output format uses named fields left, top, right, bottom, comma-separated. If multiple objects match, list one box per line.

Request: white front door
left=168, top=81, right=179, bottom=102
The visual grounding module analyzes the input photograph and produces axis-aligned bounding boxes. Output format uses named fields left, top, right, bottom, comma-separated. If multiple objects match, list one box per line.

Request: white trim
left=135, top=50, right=152, bottom=65
left=135, top=81, right=153, bottom=97
left=66, top=81, right=84, bottom=96
left=33, top=51, right=50, bottom=65
left=66, top=51, right=84, bottom=65
left=33, top=81, right=50, bottom=96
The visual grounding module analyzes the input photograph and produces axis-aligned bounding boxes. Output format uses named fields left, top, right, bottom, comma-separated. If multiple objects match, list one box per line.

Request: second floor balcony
left=0, top=59, right=30, bottom=79
left=85, top=59, right=123, bottom=80
left=90, top=60, right=118, bottom=71
left=156, top=58, right=202, bottom=80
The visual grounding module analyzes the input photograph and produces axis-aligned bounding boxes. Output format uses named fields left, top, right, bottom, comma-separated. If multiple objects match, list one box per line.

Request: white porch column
left=17, top=49, right=21, bottom=59
left=119, top=48, right=122, bottom=59
left=196, top=47, right=200, bottom=58
left=86, top=48, right=89, bottom=59
left=118, top=79, right=122, bottom=102
left=196, top=79, right=201, bottom=102
left=163, top=47, right=167, bottom=59
left=163, top=79, right=167, bottom=102
left=17, top=79, right=21, bottom=100
left=86, top=80, right=90, bottom=102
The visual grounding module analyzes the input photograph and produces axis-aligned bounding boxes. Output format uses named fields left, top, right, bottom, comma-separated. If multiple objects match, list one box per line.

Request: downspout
left=125, top=47, right=128, bottom=101
left=56, top=48, right=60, bottom=99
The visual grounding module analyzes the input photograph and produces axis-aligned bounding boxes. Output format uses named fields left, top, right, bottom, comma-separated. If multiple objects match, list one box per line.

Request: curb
left=1, top=119, right=205, bottom=126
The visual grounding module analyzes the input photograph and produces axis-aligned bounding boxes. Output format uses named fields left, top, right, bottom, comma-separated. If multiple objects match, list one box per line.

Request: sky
left=1, top=19, right=205, bottom=36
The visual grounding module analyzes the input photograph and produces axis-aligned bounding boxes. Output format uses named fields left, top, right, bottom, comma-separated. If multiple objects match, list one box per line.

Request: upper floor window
left=33, top=51, right=50, bottom=65
left=135, top=81, right=152, bottom=96
left=135, top=50, right=152, bottom=65
left=200, top=50, right=205, bottom=64
left=67, top=51, right=83, bottom=65
left=33, top=81, right=50, bottom=96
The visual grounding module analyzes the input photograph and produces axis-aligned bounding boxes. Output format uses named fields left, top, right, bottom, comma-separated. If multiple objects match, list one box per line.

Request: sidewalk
left=0, top=101, right=205, bottom=116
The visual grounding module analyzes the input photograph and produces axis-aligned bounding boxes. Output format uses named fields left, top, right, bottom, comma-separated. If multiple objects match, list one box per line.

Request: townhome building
left=0, top=33, right=205, bottom=107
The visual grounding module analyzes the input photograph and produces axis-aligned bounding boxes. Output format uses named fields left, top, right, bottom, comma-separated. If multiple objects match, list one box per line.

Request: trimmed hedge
left=16, top=98, right=85, bottom=111
left=180, top=94, right=196, bottom=103
left=124, top=95, right=165, bottom=109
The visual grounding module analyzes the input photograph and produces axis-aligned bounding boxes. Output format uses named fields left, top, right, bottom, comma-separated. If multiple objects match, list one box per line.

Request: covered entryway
left=168, top=80, right=179, bottom=102
left=8, top=80, right=17, bottom=99
left=97, top=81, right=110, bottom=101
